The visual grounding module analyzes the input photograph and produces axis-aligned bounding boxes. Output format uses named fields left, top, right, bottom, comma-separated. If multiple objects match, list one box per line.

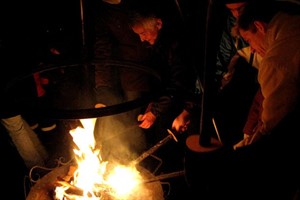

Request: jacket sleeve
left=149, top=35, right=197, bottom=117
left=215, top=16, right=237, bottom=79
left=243, top=88, right=264, bottom=135
left=259, top=56, right=299, bottom=134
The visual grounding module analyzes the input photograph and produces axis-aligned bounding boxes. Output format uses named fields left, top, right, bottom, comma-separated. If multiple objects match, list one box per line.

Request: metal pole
left=133, top=135, right=173, bottom=164
left=143, top=170, right=185, bottom=183
left=133, top=130, right=178, bottom=164
left=199, top=0, right=215, bottom=147
left=79, top=0, right=85, bottom=49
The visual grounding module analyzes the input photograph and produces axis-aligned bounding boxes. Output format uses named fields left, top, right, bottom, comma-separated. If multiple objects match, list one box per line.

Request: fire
left=106, top=165, right=143, bottom=197
left=54, top=118, right=144, bottom=200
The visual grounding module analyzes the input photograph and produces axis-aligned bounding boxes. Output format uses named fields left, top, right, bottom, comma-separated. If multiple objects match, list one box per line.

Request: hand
left=137, top=111, right=157, bottom=129
left=233, top=131, right=264, bottom=150
left=172, top=109, right=191, bottom=133
left=233, top=134, right=251, bottom=150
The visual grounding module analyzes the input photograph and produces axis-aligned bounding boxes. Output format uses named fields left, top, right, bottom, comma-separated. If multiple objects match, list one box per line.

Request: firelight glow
left=54, top=118, right=144, bottom=199
left=106, top=165, right=143, bottom=196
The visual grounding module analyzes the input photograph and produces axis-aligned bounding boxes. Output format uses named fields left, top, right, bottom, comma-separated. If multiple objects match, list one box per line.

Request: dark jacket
left=144, top=21, right=197, bottom=116
left=215, top=14, right=261, bottom=86
left=92, top=1, right=152, bottom=63
left=91, top=1, right=157, bottom=92
left=91, top=1, right=197, bottom=115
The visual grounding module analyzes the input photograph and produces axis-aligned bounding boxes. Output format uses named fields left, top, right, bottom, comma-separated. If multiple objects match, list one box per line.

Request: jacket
left=243, top=88, right=264, bottom=135
left=258, top=11, right=300, bottom=134
left=145, top=22, right=197, bottom=116
left=91, top=1, right=155, bottom=92
left=216, top=15, right=261, bottom=81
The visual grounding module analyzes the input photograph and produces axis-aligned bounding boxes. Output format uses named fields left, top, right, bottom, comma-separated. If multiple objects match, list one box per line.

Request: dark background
left=0, top=0, right=228, bottom=199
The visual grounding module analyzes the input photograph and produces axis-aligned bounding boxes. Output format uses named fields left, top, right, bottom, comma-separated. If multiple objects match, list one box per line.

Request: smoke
left=94, top=110, right=147, bottom=165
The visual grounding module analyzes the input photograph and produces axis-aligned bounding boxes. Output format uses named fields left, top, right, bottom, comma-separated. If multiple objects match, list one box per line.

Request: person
left=0, top=25, right=49, bottom=170
left=0, top=116, right=49, bottom=169
left=90, top=0, right=156, bottom=105
left=233, top=87, right=263, bottom=149
left=22, top=70, right=58, bottom=132
left=128, top=2, right=198, bottom=136
left=23, top=25, right=79, bottom=133
left=127, top=2, right=200, bottom=176
left=207, top=1, right=300, bottom=199
left=215, top=0, right=261, bottom=88
left=211, top=0, right=261, bottom=146
left=89, top=0, right=161, bottom=164
left=232, top=0, right=300, bottom=147
left=234, top=0, right=300, bottom=149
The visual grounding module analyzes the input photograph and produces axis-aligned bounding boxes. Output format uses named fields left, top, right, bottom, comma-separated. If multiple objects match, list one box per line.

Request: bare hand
left=137, top=111, right=157, bottom=129
left=172, top=109, right=191, bottom=133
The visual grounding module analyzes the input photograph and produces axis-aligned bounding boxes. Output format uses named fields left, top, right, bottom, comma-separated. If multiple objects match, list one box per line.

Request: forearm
left=243, top=89, right=263, bottom=135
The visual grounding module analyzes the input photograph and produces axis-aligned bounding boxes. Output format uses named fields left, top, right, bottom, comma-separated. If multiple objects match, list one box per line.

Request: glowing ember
left=54, top=118, right=145, bottom=200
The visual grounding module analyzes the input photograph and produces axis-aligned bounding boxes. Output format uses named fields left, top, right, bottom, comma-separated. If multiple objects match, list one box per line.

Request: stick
left=143, top=170, right=185, bottom=183
left=133, top=129, right=178, bottom=164
left=212, top=117, right=222, bottom=144
left=133, top=135, right=173, bottom=164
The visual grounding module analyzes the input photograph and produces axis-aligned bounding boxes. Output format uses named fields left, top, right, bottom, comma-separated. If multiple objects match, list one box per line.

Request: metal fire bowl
left=26, top=164, right=164, bottom=200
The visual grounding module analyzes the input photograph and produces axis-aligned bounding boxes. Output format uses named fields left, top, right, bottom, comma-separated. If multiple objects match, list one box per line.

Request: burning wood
left=53, top=118, right=159, bottom=200
left=55, top=179, right=111, bottom=199
left=53, top=163, right=166, bottom=200
left=26, top=118, right=167, bottom=200
left=54, top=165, right=113, bottom=199
left=27, top=161, right=164, bottom=200
left=55, top=178, right=86, bottom=197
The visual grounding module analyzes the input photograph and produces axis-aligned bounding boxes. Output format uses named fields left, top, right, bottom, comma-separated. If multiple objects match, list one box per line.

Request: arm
left=138, top=34, right=197, bottom=129
left=235, top=54, right=299, bottom=148
left=258, top=57, right=298, bottom=134
left=242, top=88, right=263, bottom=136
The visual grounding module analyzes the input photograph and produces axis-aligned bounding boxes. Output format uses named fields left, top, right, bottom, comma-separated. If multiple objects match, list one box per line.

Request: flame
left=106, top=165, right=143, bottom=198
left=54, top=118, right=144, bottom=200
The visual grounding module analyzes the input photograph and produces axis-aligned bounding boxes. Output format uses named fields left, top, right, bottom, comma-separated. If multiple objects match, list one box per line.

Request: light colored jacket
left=259, top=12, right=300, bottom=133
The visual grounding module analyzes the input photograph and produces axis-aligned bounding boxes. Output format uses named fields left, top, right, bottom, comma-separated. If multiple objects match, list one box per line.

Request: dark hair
left=237, top=1, right=278, bottom=31
left=237, top=0, right=300, bottom=32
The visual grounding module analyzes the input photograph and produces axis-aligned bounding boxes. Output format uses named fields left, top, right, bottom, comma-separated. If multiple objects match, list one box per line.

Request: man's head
left=236, top=1, right=277, bottom=57
left=128, top=11, right=162, bottom=45
left=223, top=0, right=249, bottom=19
left=238, top=21, right=267, bottom=57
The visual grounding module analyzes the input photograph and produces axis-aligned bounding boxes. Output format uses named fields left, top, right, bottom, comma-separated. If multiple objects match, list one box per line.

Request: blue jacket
left=216, top=15, right=261, bottom=80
